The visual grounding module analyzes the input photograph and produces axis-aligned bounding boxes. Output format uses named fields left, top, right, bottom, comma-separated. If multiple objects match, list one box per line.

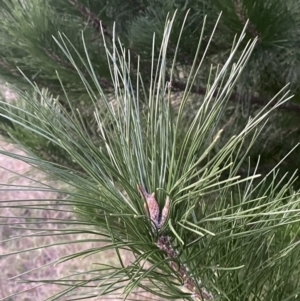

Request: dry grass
left=0, top=85, right=109, bottom=300
left=0, top=141, right=112, bottom=300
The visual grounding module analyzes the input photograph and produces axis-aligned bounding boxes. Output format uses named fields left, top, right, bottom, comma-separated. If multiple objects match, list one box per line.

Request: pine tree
left=0, top=0, right=300, bottom=186
left=0, top=9, right=300, bottom=301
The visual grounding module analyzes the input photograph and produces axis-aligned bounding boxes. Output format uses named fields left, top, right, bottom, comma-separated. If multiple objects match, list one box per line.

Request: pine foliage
left=0, top=13, right=300, bottom=301
left=0, top=0, right=300, bottom=187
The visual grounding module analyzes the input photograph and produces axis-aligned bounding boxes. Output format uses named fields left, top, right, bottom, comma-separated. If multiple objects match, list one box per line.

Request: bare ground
left=0, top=141, right=106, bottom=300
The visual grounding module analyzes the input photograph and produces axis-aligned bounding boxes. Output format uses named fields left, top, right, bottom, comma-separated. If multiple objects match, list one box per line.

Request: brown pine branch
left=157, top=235, right=213, bottom=300
left=233, top=0, right=259, bottom=39
left=138, top=185, right=213, bottom=300
left=170, top=80, right=300, bottom=115
left=68, top=0, right=112, bottom=40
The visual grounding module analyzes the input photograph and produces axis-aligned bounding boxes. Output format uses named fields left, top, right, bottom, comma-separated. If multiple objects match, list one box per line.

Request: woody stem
left=156, top=235, right=213, bottom=300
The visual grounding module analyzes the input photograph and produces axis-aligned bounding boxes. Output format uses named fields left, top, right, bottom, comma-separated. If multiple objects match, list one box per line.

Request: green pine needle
left=0, top=12, right=299, bottom=301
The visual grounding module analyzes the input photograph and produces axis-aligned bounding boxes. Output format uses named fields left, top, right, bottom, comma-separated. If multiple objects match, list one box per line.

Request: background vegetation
left=0, top=0, right=300, bottom=184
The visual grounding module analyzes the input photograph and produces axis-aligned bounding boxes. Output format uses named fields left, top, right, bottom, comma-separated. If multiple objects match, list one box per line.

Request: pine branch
left=44, top=48, right=74, bottom=69
left=233, top=0, right=259, bottom=39
left=1, top=13, right=300, bottom=301
left=170, top=80, right=300, bottom=115
left=157, top=235, right=213, bottom=300
left=68, top=0, right=113, bottom=40
left=0, top=60, right=21, bottom=77
left=45, top=47, right=113, bottom=89
left=138, top=185, right=213, bottom=300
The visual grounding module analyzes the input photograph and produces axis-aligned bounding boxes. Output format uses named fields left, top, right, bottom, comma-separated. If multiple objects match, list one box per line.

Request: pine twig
left=44, top=48, right=113, bottom=89
left=44, top=49, right=74, bottom=69
left=137, top=184, right=213, bottom=300
left=170, top=80, right=300, bottom=115
left=157, top=235, right=213, bottom=300
left=68, top=0, right=112, bottom=40
left=233, top=0, right=259, bottom=38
